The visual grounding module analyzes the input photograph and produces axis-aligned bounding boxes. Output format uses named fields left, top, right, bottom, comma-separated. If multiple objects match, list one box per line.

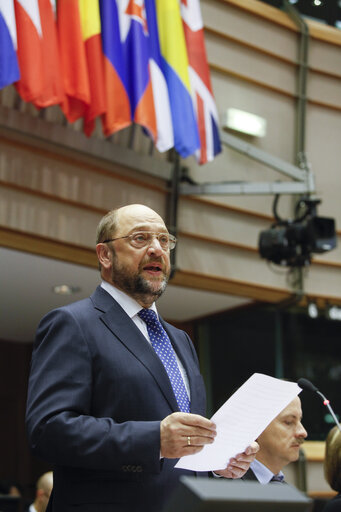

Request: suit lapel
left=91, top=286, right=179, bottom=412
left=242, top=469, right=258, bottom=481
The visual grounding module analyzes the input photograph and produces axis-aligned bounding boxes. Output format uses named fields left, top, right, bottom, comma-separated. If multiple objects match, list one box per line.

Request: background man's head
left=0, top=479, right=22, bottom=496
left=256, top=396, right=307, bottom=474
left=324, top=425, right=341, bottom=493
left=96, top=204, right=172, bottom=307
left=34, top=471, right=53, bottom=512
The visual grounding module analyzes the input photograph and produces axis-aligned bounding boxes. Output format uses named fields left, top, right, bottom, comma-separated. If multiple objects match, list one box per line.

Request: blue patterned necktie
left=271, top=474, right=284, bottom=483
left=138, top=308, right=190, bottom=413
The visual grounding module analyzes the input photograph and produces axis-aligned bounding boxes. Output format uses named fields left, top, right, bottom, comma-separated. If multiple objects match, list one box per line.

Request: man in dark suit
left=26, top=204, right=258, bottom=512
left=242, top=396, right=307, bottom=484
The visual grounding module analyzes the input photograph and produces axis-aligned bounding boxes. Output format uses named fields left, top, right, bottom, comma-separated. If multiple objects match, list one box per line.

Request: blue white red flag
left=180, top=0, right=221, bottom=164
left=100, top=0, right=173, bottom=151
left=1, top=0, right=220, bottom=164
left=100, top=0, right=132, bottom=135
left=100, top=0, right=157, bottom=141
left=116, top=0, right=157, bottom=141
left=0, top=0, right=20, bottom=89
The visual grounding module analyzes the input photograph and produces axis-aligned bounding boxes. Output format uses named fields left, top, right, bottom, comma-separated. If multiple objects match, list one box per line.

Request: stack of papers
left=175, top=373, right=301, bottom=471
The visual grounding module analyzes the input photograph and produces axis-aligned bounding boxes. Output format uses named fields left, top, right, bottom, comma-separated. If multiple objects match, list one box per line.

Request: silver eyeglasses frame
left=102, top=231, right=177, bottom=250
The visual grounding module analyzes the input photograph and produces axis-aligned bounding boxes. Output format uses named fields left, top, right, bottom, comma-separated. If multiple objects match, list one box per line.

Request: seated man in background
left=0, top=479, right=22, bottom=497
left=243, top=396, right=307, bottom=483
left=28, top=472, right=53, bottom=512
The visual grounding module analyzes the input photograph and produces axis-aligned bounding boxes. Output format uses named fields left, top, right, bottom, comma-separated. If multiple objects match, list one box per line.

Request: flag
left=99, top=0, right=131, bottom=135
left=57, top=0, right=90, bottom=122
left=34, top=0, right=64, bottom=108
left=145, top=0, right=173, bottom=152
left=79, top=0, right=106, bottom=136
left=14, top=0, right=44, bottom=102
left=0, top=0, right=20, bottom=89
left=121, top=0, right=157, bottom=141
left=155, top=0, right=199, bottom=158
left=5, top=0, right=219, bottom=164
left=180, top=0, right=221, bottom=164
left=100, top=0, right=158, bottom=141
left=100, top=0, right=173, bottom=150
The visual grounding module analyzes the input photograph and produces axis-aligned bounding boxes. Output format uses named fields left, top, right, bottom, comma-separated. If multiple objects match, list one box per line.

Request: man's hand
left=160, top=412, right=216, bottom=458
left=214, top=441, right=259, bottom=479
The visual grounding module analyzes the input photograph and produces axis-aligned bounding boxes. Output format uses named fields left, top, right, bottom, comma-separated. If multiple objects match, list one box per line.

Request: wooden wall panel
left=1, top=0, right=341, bottom=306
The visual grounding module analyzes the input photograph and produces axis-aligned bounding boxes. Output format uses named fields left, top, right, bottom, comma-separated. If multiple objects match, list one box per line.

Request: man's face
left=39, top=487, right=52, bottom=512
left=104, top=205, right=171, bottom=306
left=256, top=397, right=307, bottom=474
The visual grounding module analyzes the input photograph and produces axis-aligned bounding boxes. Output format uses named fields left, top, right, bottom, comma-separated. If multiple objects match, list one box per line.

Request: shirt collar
left=250, top=459, right=284, bottom=484
left=100, top=281, right=158, bottom=319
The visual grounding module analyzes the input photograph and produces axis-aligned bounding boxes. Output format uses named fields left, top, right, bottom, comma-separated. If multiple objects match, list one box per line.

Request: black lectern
left=164, top=476, right=313, bottom=512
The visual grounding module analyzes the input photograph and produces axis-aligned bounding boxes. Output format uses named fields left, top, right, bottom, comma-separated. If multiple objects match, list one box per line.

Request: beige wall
left=182, top=0, right=341, bottom=303
left=0, top=0, right=341, bottom=305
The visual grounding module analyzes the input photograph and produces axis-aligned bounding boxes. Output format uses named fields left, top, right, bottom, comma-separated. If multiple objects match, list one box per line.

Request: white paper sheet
left=175, top=373, right=301, bottom=472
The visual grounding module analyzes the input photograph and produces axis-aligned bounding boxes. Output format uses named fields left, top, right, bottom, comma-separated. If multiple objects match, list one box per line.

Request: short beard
left=110, top=247, right=169, bottom=305
left=119, top=273, right=168, bottom=300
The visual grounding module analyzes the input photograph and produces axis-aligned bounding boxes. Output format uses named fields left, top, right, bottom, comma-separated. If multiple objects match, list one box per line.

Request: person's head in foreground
left=324, top=425, right=341, bottom=493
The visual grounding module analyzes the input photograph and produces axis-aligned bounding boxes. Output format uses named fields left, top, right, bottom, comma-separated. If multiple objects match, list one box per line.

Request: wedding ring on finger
left=187, top=436, right=191, bottom=446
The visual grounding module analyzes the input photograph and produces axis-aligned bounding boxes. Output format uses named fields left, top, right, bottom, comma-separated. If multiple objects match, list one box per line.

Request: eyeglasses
left=102, top=231, right=177, bottom=250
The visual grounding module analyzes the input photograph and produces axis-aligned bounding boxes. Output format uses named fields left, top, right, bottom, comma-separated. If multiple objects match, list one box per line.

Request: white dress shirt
left=250, top=459, right=284, bottom=484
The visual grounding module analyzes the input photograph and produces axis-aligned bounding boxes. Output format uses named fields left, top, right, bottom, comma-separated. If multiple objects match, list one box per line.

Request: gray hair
left=96, top=209, right=119, bottom=244
left=96, top=209, right=120, bottom=272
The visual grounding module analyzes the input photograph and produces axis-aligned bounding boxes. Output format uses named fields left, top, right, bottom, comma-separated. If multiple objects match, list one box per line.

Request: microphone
left=298, top=378, right=341, bottom=432
left=297, top=378, right=318, bottom=393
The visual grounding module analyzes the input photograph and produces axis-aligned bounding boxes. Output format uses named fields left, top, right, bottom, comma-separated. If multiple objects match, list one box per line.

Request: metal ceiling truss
left=179, top=131, right=315, bottom=197
left=180, top=0, right=314, bottom=198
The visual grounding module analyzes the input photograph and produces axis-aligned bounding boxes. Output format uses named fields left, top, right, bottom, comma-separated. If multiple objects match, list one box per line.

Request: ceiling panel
left=0, top=247, right=251, bottom=342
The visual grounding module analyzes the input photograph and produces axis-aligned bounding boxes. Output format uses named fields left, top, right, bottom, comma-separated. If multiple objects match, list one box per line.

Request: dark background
left=197, top=304, right=341, bottom=440
left=1, top=303, right=340, bottom=506
left=260, top=0, right=341, bottom=27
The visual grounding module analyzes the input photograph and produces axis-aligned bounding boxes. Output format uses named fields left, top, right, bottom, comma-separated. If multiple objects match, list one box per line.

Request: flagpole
left=167, top=150, right=180, bottom=280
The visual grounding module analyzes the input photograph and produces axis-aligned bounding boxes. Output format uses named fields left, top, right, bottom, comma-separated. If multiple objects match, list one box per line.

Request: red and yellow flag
left=79, top=0, right=106, bottom=136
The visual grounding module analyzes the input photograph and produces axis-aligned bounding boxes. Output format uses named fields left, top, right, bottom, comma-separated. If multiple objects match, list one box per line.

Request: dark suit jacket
left=242, top=468, right=286, bottom=484
left=242, top=469, right=259, bottom=482
left=26, top=286, right=207, bottom=512
left=323, top=493, right=341, bottom=512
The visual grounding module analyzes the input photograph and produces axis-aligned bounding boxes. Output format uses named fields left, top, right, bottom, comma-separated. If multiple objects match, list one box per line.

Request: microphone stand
left=298, top=378, right=341, bottom=432
left=315, top=389, right=341, bottom=433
